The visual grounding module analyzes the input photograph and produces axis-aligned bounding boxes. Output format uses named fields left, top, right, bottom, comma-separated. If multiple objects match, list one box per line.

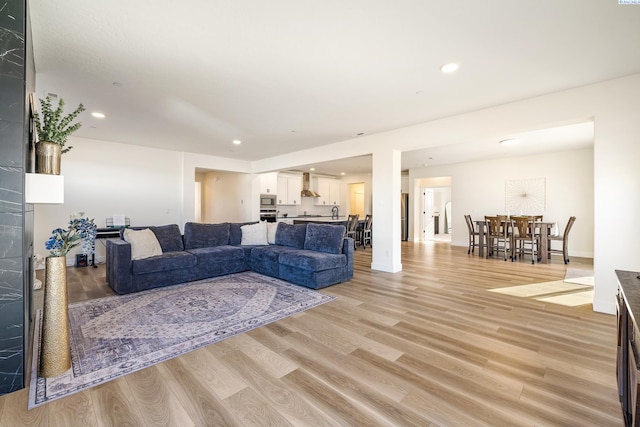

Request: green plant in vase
left=33, top=95, right=85, bottom=174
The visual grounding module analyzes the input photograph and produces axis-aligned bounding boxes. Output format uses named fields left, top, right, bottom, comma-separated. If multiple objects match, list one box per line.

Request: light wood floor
left=0, top=242, right=623, bottom=426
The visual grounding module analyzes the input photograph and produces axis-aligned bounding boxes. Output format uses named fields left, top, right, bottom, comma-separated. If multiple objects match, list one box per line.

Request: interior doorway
left=348, top=182, right=365, bottom=217
left=415, top=176, right=452, bottom=243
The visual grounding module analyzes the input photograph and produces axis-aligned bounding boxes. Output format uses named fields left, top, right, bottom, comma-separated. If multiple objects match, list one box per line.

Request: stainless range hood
left=301, top=172, right=320, bottom=197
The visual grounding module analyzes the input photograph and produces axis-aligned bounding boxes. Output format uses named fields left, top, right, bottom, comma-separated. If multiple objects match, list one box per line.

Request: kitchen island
left=292, top=217, right=348, bottom=226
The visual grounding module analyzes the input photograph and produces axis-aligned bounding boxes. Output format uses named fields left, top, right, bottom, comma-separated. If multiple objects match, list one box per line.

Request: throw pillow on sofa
left=241, top=221, right=268, bottom=245
left=229, top=221, right=258, bottom=245
left=267, top=222, right=278, bottom=244
left=183, top=222, right=230, bottom=249
left=123, top=228, right=163, bottom=260
left=149, top=224, right=184, bottom=252
left=304, top=223, right=346, bottom=254
left=275, top=223, right=307, bottom=249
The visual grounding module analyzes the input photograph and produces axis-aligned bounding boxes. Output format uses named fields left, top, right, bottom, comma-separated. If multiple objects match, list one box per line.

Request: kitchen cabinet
left=258, top=172, right=278, bottom=195
left=277, top=173, right=302, bottom=205
left=314, top=177, right=340, bottom=206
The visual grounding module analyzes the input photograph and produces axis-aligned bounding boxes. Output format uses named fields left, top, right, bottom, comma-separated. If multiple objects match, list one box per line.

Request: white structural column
left=371, top=148, right=402, bottom=272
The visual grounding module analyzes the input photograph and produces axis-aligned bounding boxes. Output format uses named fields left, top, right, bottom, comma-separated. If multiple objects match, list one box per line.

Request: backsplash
left=276, top=198, right=338, bottom=218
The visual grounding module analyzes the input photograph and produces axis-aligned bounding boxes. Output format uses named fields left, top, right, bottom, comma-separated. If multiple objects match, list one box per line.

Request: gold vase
left=35, top=141, right=62, bottom=175
left=39, top=256, right=71, bottom=377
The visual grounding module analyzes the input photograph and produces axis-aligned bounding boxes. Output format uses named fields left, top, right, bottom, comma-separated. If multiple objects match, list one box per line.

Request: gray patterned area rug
left=28, top=271, right=335, bottom=408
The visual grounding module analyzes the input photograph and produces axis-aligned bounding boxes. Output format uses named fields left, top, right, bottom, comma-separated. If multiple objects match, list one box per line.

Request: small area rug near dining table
left=29, top=271, right=335, bottom=408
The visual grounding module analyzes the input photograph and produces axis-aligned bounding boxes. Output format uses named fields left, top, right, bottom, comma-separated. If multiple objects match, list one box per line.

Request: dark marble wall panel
left=0, top=0, right=28, bottom=396
left=0, top=166, right=22, bottom=213
left=0, top=0, right=25, bottom=80
left=0, top=257, right=24, bottom=392
left=0, top=75, right=23, bottom=123
left=0, top=120, right=22, bottom=167
left=0, top=211, right=22, bottom=259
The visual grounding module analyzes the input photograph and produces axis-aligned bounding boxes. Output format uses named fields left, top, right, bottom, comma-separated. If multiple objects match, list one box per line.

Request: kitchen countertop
left=278, top=215, right=347, bottom=220
left=291, top=217, right=349, bottom=224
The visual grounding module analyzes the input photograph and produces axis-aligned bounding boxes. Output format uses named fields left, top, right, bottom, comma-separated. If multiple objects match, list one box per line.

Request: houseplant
left=40, top=213, right=96, bottom=377
left=34, top=95, right=85, bottom=175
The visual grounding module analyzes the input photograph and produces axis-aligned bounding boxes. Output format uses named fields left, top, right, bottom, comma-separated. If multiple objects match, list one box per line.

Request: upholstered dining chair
left=511, top=216, right=538, bottom=264
left=548, top=216, right=576, bottom=264
left=485, top=215, right=510, bottom=261
left=464, top=214, right=481, bottom=255
left=346, top=214, right=360, bottom=249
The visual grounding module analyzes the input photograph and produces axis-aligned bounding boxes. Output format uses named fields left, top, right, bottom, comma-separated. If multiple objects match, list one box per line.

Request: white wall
left=34, top=137, right=184, bottom=264
left=410, top=148, right=594, bottom=257
left=182, top=152, right=253, bottom=226
left=202, top=171, right=252, bottom=223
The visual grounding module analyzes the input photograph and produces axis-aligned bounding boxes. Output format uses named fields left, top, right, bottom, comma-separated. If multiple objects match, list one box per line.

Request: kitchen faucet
left=331, top=205, right=339, bottom=220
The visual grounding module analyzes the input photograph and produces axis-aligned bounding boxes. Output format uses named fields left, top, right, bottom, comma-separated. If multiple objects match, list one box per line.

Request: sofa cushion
left=131, top=251, right=197, bottom=274
left=304, top=223, right=346, bottom=255
left=149, top=224, right=184, bottom=252
left=274, top=223, right=307, bottom=249
left=184, top=222, right=230, bottom=249
left=279, top=250, right=347, bottom=271
left=229, top=221, right=258, bottom=246
left=250, top=245, right=297, bottom=277
left=187, top=245, right=244, bottom=263
left=123, top=228, right=163, bottom=260
left=241, top=221, right=268, bottom=245
left=250, top=245, right=296, bottom=263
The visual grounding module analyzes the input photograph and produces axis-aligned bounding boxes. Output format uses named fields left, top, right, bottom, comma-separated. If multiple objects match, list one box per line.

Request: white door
left=422, top=188, right=434, bottom=241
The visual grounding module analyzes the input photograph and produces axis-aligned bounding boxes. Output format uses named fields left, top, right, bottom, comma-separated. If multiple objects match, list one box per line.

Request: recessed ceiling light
left=500, top=138, right=521, bottom=145
left=91, top=112, right=106, bottom=119
left=232, top=140, right=242, bottom=145
left=340, top=172, right=346, bottom=176
left=309, top=167, right=315, bottom=171
left=440, top=63, right=459, bottom=73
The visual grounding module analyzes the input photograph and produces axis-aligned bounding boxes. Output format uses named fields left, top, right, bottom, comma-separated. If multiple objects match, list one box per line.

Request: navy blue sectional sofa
left=106, top=221, right=354, bottom=294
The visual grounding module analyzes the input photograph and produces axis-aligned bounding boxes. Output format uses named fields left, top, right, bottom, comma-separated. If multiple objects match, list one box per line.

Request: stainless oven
left=259, top=210, right=277, bottom=222
left=260, top=194, right=277, bottom=222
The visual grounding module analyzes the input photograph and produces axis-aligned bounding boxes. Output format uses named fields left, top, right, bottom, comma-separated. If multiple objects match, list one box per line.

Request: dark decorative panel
left=0, top=0, right=29, bottom=396
left=0, top=75, right=23, bottom=122
left=0, top=257, right=23, bottom=393
left=0, top=120, right=22, bottom=167
left=0, top=0, right=25, bottom=80
left=0, top=166, right=22, bottom=212
left=0, top=211, right=22, bottom=259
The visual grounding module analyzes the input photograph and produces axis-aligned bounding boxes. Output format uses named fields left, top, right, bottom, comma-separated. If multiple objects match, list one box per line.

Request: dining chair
left=464, top=214, right=481, bottom=255
left=345, top=214, right=360, bottom=249
left=548, top=216, right=576, bottom=264
left=360, top=214, right=372, bottom=249
left=485, top=215, right=510, bottom=261
left=511, top=216, right=538, bottom=264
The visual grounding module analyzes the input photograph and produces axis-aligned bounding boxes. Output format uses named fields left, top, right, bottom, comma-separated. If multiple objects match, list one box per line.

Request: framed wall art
left=505, top=177, right=546, bottom=213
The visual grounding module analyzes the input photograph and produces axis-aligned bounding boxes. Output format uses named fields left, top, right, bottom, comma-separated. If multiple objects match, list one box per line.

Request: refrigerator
left=400, top=193, right=409, bottom=241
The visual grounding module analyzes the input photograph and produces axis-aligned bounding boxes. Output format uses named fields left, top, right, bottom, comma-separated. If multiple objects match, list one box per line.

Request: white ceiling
left=30, top=1, right=640, bottom=176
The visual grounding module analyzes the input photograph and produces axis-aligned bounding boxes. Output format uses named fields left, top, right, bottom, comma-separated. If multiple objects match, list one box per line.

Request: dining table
left=475, top=218, right=556, bottom=264
left=535, top=221, right=555, bottom=264
left=474, top=220, right=488, bottom=257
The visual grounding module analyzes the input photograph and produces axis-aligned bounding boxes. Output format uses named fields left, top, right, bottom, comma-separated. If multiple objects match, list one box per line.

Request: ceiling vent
left=301, top=172, right=320, bottom=197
